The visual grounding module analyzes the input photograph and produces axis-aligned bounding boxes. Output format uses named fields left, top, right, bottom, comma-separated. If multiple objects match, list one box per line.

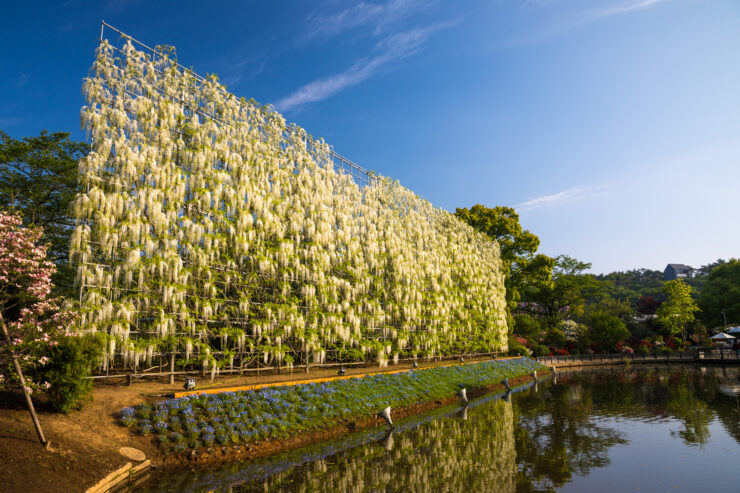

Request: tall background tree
left=454, top=205, right=555, bottom=317
left=697, top=259, right=740, bottom=328
left=0, top=130, right=87, bottom=298
left=657, top=279, right=700, bottom=340
left=521, top=255, right=601, bottom=324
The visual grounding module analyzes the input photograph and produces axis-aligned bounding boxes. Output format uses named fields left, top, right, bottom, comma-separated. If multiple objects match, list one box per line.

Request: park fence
left=537, top=349, right=740, bottom=366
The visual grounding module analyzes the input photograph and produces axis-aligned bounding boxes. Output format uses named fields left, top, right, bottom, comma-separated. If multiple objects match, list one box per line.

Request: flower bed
left=119, top=357, right=544, bottom=452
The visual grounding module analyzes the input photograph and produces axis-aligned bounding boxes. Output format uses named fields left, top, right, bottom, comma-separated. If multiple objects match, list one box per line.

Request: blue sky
left=1, top=0, right=738, bottom=274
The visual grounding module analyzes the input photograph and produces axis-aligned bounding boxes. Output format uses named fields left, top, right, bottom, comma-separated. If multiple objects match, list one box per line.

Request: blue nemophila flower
left=120, top=407, right=137, bottom=427
left=120, top=358, right=545, bottom=451
left=139, top=420, right=153, bottom=436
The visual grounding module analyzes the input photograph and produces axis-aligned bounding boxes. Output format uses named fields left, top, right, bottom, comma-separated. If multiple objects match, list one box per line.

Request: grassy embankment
left=119, top=357, right=545, bottom=453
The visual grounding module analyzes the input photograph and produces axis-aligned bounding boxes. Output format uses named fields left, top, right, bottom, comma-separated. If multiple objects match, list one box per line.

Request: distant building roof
left=664, top=263, right=692, bottom=281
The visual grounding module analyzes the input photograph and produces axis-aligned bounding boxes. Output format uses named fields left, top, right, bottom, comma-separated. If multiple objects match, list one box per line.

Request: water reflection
left=136, top=367, right=740, bottom=493
left=514, top=372, right=627, bottom=492
left=514, top=367, right=740, bottom=492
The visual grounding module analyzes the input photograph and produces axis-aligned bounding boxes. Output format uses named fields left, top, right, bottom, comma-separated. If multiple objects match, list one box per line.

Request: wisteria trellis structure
left=70, top=28, right=508, bottom=376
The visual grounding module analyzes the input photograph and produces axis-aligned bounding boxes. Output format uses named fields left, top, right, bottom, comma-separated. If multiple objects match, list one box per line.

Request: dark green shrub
left=507, top=337, right=530, bottom=357
left=544, top=328, right=566, bottom=349
left=36, top=333, right=105, bottom=413
left=531, top=345, right=549, bottom=357
left=588, top=311, right=630, bottom=353
left=513, top=314, right=541, bottom=339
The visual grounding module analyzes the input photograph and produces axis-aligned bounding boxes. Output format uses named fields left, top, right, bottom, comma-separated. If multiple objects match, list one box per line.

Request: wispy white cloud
left=15, top=74, right=28, bottom=88
left=275, top=20, right=458, bottom=112
left=302, top=0, right=425, bottom=43
left=590, top=0, right=666, bottom=20
left=103, top=0, right=143, bottom=14
left=503, top=0, right=669, bottom=46
left=0, top=117, right=22, bottom=128
left=516, top=184, right=607, bottom=211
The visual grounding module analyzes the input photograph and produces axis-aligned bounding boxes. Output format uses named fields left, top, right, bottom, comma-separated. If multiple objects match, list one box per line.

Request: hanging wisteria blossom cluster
left=70, top=37, right=508, bottom=373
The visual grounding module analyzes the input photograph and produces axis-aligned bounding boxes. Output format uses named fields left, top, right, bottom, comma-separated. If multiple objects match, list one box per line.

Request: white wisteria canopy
left=70, top=38, right=508, bottom=375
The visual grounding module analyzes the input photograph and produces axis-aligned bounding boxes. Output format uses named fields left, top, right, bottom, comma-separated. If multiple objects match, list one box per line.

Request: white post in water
left=383, top=430, right=394, bottom=451
left=531, top=371, right=537, bottom=381
left=457, top=387, right=468, bottom=404
left=378, top=406, right=393, bottom=427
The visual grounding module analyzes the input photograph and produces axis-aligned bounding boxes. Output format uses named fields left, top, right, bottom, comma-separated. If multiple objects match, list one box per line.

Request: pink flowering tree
left=0, top=210, right=76, bottom=392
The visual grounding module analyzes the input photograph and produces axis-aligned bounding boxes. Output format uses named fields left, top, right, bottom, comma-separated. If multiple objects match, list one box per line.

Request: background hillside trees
left=698, top=259, right=740, bottom=328
left=458, top=203, right=737, bottom=355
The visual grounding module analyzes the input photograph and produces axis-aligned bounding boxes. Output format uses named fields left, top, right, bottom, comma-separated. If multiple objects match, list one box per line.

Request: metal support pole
left=1, top=317, right=47, bottom=447
left=169, top=352, right=175, bottom=385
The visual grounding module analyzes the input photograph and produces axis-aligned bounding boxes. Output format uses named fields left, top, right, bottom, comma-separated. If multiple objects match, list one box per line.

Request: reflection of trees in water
left=514, top=378, right=627, bottom=492
left=708, top=367, right=740, bottom=445
left=233, top=398, right=516, bottom=492
left=513, top=367, right=740, bottom=492
left=665, top=376, right=712, bottom=447
left=139, top=368, right=740, bottom=493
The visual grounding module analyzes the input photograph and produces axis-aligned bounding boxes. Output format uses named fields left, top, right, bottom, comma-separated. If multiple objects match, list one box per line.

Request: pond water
left=135, top=366, right=740, bottom=492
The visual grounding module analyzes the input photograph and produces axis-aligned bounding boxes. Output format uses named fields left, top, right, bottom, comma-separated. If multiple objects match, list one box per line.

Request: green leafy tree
left=697, top=259, right=740, bottom=328
left=687, top=258, right=727, bottom=294
left=523, top=255, right=601, bottom=324
left=657, top=280, right=700, bottom=338
left=588, top=311, right=629, bottom=352
left=544, top=327, right=566, bottom=349
left=454, top=205, right=555, bottom=311
left=584, top=298, right=634, bottom=322
left=594, top=269, right=665, bottom=304
left=553, top=254, right=591, bottom=277
left=513, top=313, right=542, bottom=339
left=0, top=131, right=88, bottom=298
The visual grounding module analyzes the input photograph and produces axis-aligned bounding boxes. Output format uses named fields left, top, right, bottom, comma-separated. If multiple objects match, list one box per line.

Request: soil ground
left=0, top=356, right=516, bottom=493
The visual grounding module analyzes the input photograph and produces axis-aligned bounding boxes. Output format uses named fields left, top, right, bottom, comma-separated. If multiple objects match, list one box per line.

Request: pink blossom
left=0, top=211, right=78, bottom=393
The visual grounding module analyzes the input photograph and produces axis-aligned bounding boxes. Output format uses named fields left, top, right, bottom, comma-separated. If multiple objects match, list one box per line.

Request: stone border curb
left=85, top=459, right=151, bottom=493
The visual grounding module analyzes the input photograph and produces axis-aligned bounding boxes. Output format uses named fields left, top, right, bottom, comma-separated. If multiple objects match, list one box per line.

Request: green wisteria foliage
left=70, top=38, right=508, bottom=374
